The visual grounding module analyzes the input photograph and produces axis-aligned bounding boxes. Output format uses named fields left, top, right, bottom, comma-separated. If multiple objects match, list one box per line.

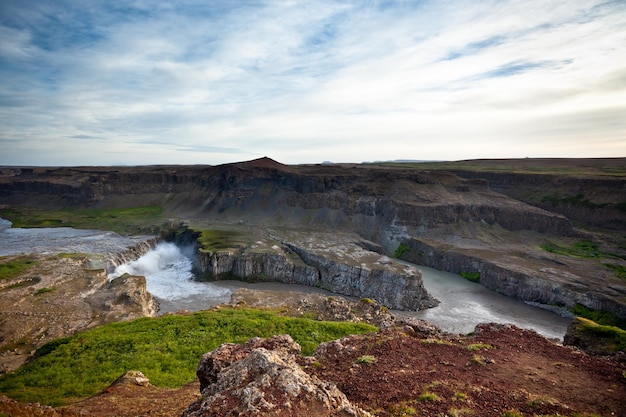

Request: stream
left=0, top=219, right=572, bottom=340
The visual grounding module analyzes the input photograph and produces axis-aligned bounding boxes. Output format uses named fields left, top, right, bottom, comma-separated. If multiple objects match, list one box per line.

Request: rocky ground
left=2, top=315, right=624, bottom=417
left=0, top=254, right=157, bottom=374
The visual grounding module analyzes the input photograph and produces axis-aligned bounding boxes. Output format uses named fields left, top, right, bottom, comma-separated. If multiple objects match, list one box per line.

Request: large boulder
left=183, top=335, right=371, bottom=417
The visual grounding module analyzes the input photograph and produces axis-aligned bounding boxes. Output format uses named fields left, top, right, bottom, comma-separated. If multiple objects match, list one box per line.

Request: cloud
left=0, top=0, right=624, bottom=166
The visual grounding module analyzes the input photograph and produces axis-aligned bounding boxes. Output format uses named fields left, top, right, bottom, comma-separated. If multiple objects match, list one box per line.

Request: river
left=0, top=220, right=572, bottom=340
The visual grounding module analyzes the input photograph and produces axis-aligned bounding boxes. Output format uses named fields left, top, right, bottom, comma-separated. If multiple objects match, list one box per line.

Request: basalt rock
left=184, top=335, right=371, bottom=417
left=403, top=238, right=626, bottom=318
left=195, top=232, right=436, bottom=311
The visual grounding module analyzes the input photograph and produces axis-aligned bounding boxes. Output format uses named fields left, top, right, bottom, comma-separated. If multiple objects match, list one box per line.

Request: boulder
left=183, top=335, right=371, bottom=417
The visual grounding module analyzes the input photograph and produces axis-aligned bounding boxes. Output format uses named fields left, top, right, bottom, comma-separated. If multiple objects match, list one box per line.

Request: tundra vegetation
left=0, top=206, right=164, bottom=235
left=0, top=307, right=376, bottom=406
left=0, top=256, right=39, bottom=281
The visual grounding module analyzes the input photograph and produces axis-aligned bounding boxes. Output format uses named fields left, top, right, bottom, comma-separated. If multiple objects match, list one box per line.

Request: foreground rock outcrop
left=183, top=335, right=371, bottom=417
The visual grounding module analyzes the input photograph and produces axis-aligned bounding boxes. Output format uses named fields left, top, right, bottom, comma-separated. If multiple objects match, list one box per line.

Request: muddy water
left=0, top=219, right=571, bottom=339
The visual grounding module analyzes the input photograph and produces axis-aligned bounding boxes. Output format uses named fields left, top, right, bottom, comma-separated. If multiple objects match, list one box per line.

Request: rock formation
left=183, top=335, right=371, bottom=417
left=1, top=157, right=624, bottom=317
left=195, top=231, right=437, bottom=311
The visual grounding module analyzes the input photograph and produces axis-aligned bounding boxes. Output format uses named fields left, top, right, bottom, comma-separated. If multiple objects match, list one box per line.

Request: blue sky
left=1, top=0, right=624, bottom=166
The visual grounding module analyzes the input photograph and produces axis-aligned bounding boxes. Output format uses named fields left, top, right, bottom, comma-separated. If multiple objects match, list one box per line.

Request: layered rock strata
left=402, top=238, right=626, bottom=318
left=195, top=231, right=437, bottom=311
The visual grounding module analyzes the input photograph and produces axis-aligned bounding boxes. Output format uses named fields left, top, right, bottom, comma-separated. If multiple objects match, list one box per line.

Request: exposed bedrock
left=403, top=238, right=626, bottom=318
left=194, top=233, right=436, bottom=311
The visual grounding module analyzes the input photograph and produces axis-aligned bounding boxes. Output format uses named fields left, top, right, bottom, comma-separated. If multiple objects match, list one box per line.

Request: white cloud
left=0, top=0, right=624, bottom=166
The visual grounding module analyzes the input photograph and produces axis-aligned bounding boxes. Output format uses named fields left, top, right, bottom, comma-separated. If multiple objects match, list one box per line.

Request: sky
left=0, top=0, right=625, bottom=166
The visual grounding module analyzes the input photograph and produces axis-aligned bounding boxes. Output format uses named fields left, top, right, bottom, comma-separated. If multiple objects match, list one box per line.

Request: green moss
left=34, top=287, right=55, bottom=295
left=196, top=229, right=242, bottom=251
left=394, top=243, right=411, bottom=259
left=0, top=307, right=376, bottom=406
left=459, top=271, right=480, bottom=283
left=0, top=256, right=39, bottom=281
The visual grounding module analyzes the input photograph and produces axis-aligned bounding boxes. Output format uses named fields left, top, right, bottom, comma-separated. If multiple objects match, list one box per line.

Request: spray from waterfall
left=109, top=242, right=230, bottom=302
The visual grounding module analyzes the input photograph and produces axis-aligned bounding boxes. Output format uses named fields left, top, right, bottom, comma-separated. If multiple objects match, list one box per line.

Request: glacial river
left=0, top=219, right=572, bottom=340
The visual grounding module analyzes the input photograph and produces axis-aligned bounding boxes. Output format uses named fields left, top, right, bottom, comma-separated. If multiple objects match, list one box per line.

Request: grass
left=0, top=307, right=376, bottom=406
left=0, top=206, right=164, bottom=235
left=34, top=287, right=55, bottom=295
left=459, top=271, right=480, bottom=283
left=355, top=355, right=377, bottom=364
left=418, top=391, right=441, bottom=402
left=387, top=401, right=417, bottom=416
left=572, top=317, right=626, bottom=352
left=196, top=229, right=242, bottom=252
left=541, top=193, right=608, bottom=209
left=465, top=343, right=493, bottom=351
left=570, top=304, right=626, bottom=330
left=447, top=408, right=473, bottom=417
left=0, top=256, right=39, bottom=281
left=394, top=243, right=411, bottom=259
left=421, top=338, right=455, bottom=346
left=540, top=240, right=624, bottom=260
left=604, top=263, right=626, bottom=280
left=372, top=160, right=626, bottom=176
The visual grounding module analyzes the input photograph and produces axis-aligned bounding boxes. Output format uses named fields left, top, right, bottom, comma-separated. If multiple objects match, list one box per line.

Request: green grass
left=355, top=355, right=377, bottom=364
left=0, top=206, right=164, bottom=235
left=573, top=317, right=626, bottom=352
left=541, top=240, right=624, bottom=260
left=418, top=391, right=441, bottom=402
left=570, top=304, right=626, bottom=330
left=0, top=307, right=376, bottom=406
left=196, top=229, right=243, bottom=251
left=541, top=193, right=608, bottom=209
left=604, top=263, right=626, bottom=280
left=34, top=287, right=55, bottom=295
left=459, top=271, right=480, bottom=283
left=465, top=343, right=493, bottom=351
left=0, top=256, right=39, bottom=281
left=394, top=243, right=411, bottom=259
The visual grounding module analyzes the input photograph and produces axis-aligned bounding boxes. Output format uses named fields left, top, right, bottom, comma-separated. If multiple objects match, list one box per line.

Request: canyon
left=1, top=157, right=624, bottom=318
left=0, top=157, right=625, bottom=416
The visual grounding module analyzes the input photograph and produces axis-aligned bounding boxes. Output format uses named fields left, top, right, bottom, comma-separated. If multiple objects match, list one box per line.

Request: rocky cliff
left=193, top=231, right=436, bottom=311
left=402, top=238, right=626, bottom=318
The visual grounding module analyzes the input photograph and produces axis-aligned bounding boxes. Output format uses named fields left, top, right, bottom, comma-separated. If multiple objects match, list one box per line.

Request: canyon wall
left=402, top=238, right=626, bottom=318
left=193, top=235, right=437, bottom=311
